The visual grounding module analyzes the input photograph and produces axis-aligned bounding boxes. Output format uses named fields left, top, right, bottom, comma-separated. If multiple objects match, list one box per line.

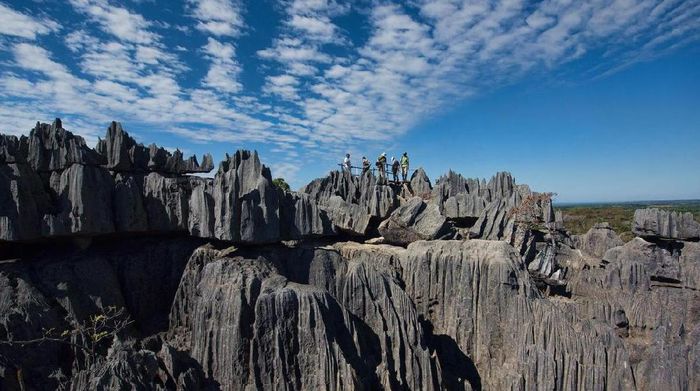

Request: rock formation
left=572, top=222, right=624, bottom=258
left=378, top=197, right=450, bottom=245
left=96, top=121, right=213, bottom=174
left=1, top=119, right=698, bottom=391
left=632, top=207, right=700, bottom=240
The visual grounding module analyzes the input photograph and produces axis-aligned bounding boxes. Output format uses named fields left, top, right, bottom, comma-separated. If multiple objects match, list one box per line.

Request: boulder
left=321, top=195, right=371, bottom=235
left=572, top=222, right=624, bottom=258
left=632, top=208, right=700, bottom=240
left=378, top=197, right=450, bottom=245
left=468, top=198, right=512, bottom=240
left=442, top=192, right=487, bottom=220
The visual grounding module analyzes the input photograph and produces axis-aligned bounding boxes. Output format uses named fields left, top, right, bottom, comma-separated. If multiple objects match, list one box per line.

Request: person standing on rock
left=400, top=152, right=409, bottom=182
left=362, top=156, right=370, bottom=175
left=376, top=153, right=387, bottom=180
left=391, top=157, right=400, bottom=182
left=343, top=153, right=352, bottom=173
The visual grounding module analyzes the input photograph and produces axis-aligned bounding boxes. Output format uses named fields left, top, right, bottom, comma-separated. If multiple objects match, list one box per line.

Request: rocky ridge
left=1, top=120, right=698, bottom=390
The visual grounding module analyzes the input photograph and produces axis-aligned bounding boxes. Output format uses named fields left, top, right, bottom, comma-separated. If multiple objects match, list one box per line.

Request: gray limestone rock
left=69, top=339, right=206, bottom=391
left=632, top=208, right=700, bottom=240
left=113, top=173, right=148, bottom=232
left=279, top=191, right=335, bottom=239
left=0, top=134, right=27, bottom=164
left=321, top=195, right=371, bottom=235
left=573, top=222, right=625, bottom=258
left=442, top=192, right=487, bottom=220
left=168, top=246, right=381, bottom=390
left=409, top=167, right=432, bottom=196
left=468, top=198, right=513, bottom=240
left=399, top=239, right=635, bottom=390
left=26, top=119, right=106, bottom=172
left=0, top=163, right=50, bottom=240
left=97, top=121, right=213, bottom=174
left=187, top=178, right=215, bottom=238
left=566, top=237, right=700, bottom=391
left=297, top=243, right=439, bottom=390
left=142, top=172, right=190, bottom=232
left=300, top=170, right=397, bottom=232
left=42, top=164, right=115, bottom=236
left=378, top=197, right=450, bottom=245
left=212, top=150, right=280, bottom=243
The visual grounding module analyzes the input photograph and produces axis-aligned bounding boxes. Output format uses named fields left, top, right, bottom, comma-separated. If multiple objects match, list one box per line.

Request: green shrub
left=272, top=177, right=290, bottom=192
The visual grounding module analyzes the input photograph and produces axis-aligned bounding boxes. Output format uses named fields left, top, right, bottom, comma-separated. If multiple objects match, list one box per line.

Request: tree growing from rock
left=272, top=177, right=290, bottom=192
left=508, top=192, right=557, bottom=231
left=0, top=306, right=133, bottom=388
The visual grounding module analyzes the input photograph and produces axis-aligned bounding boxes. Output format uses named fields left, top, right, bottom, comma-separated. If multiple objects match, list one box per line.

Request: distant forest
left=556, top=200, right=700, bottom=242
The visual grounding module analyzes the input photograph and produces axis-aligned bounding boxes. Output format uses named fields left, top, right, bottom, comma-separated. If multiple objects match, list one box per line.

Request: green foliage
left=272, top=177, right=290, bottom=192
left=557, top=200, right=700, bottom=242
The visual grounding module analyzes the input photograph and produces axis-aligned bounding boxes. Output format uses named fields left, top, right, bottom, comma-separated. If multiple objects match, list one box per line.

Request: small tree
left=508, top=192, right=557, bottom=231
left=0, top=306, right=133, bottom=375
left=272, top=177, right=290, bottom=192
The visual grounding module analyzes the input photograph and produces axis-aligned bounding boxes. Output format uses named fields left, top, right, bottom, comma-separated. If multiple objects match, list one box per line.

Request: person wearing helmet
left=376, top=152, right=387, bottom=180
left=362, top=156, right=370, bottom=175
left=400, top=152, right=409, bottom=182
left=391, top=156, right=400, bottom=182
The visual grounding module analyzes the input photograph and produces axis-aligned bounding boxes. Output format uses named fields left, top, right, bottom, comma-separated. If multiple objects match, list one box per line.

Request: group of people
left=343, top=152, right=410, bottom=182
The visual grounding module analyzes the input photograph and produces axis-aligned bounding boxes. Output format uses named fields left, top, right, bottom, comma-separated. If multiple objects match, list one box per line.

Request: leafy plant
left=272, top=177, right=290, bottom=192
left=1, top=306, right=133, bottom=373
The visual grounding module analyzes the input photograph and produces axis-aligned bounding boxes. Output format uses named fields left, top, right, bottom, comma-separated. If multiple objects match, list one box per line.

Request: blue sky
left=0, top=0, right=698, bottom=202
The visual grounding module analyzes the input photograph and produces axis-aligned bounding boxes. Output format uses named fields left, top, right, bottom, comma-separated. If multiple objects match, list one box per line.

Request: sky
left=0, top=0, right=698, bottom=202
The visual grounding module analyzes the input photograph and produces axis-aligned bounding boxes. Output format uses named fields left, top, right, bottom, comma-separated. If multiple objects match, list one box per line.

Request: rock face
left=300, top=170, right=398, bottom=235
left=573, top=222, right=625, bottom=258
left=632, top=208, right=700, bottom=240
left=567, top=237, right=700, bottom=390
left=0, top=237, right=205, bottom=390
left=168, top=245, right=384, bottom=390
left=210, top=151, right=280, bottom=243
left=378, top=197, right=450, bottom=245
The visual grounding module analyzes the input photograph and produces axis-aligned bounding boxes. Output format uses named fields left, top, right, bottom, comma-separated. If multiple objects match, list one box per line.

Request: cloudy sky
left=1, top=0, right=698, bottom=201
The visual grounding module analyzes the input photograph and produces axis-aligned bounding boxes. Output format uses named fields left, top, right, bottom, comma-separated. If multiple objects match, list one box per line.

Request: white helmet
left=382, top=152, right=386, bottom=156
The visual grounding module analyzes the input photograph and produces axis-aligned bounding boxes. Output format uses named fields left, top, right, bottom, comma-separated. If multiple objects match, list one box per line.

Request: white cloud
left=0, top=3, right=60, bottom=39
left=288, top=14, right=336, bottom=38
left=1, top=0, right=698, bottom=187
left=202, top=37, right=242, bottom=93
left=188, top=0, right=244, bottom=37
left=69, top=0, right=157, bottom=44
